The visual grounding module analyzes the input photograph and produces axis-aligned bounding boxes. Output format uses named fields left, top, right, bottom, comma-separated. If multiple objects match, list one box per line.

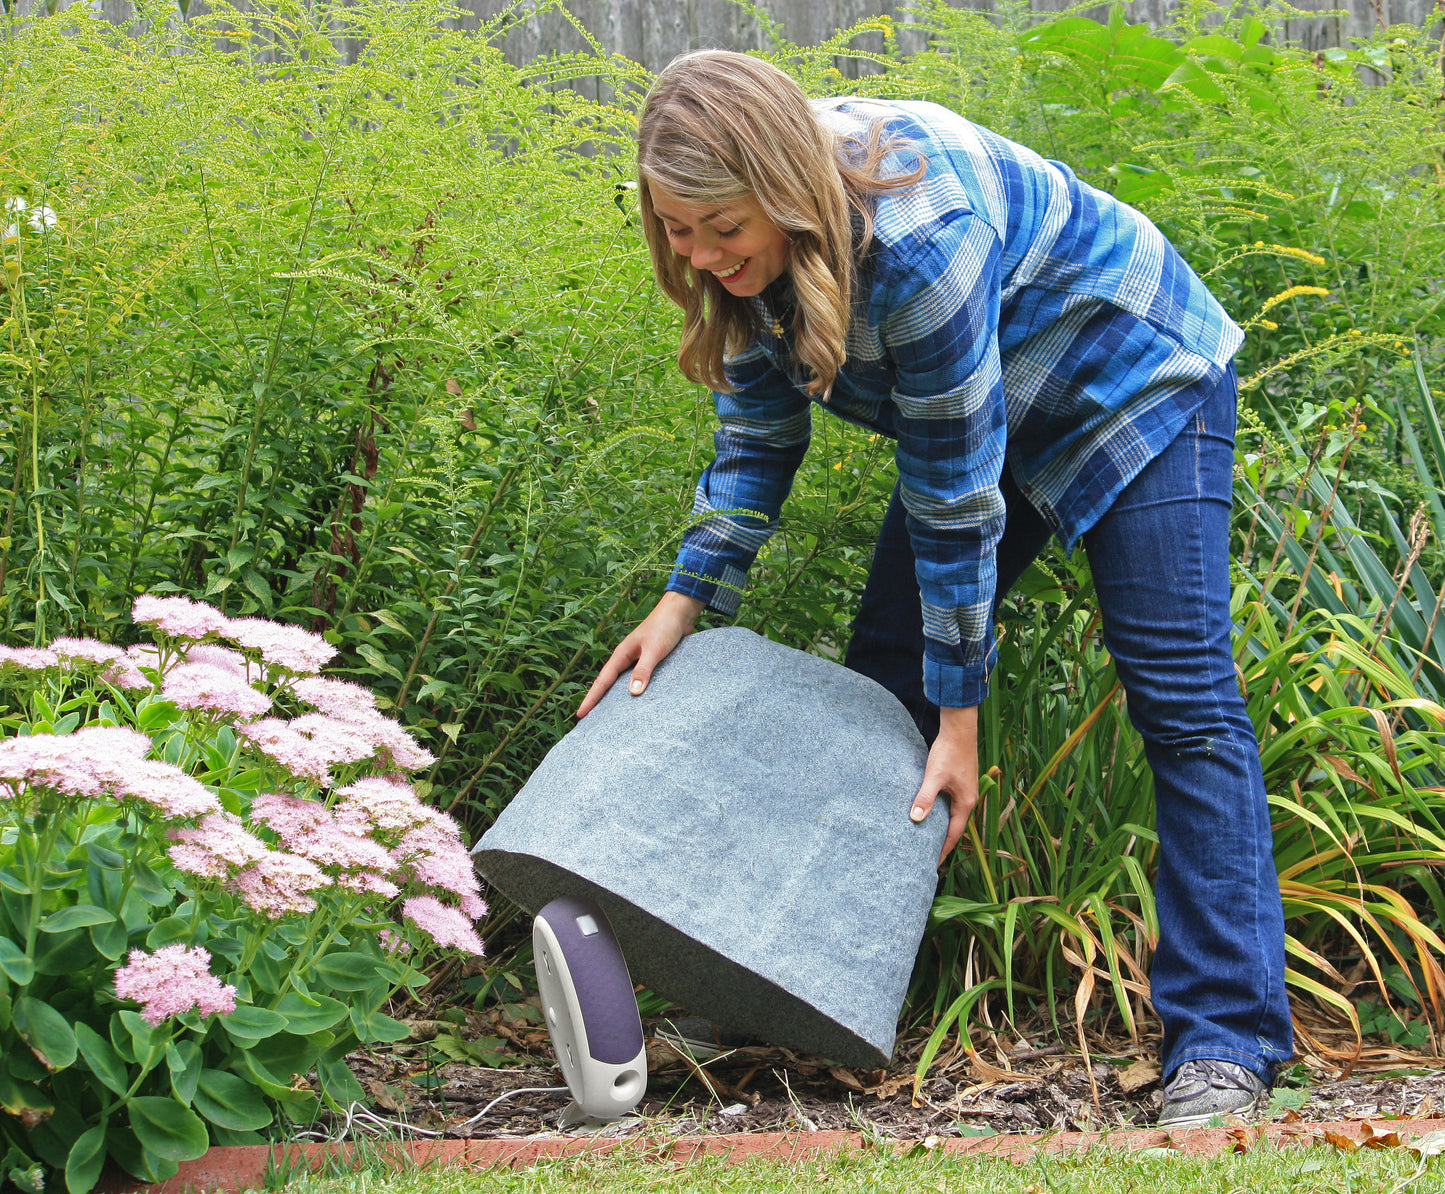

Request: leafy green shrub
left=0, top=0, right=708, bottom=837
left=0, top=597, right=481, bottom=1192
left=3, top=0, right=1443, bottom=1083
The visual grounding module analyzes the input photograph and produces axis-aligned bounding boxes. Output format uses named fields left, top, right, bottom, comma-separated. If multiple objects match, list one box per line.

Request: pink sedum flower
left=291, top=676, right=378, bottom=719
left=0, top=726, right=221, bottom=818
left=119, top=760, right=222, bottom=820
left=170, top=813, right=332, bottom=918
left=168, top=811, right=270, bottom=878
left=392, top=815, right=486, bottom=918
left=249, top=791, right=331, bottom=839
left=113, top=944, right=237, bottom=1026
left=377, top=928, right=410, bottom=955
left=51, top=637, right=126, bottom=668
left=132, top=595, right=229, bottom=641
left=0, top=726, right=152, bottom=801
left=234, top=851, right=330, bottom=917
left=332, top=777, right=430, bottom=832
left=364, top=717, right=436, bottom=771
left=0, top=727, right=218, bottom=818
left=235, top=718, right=333, bottom=786
left=252, top=792, right=400, bottom=878
left=294, top=822, right=396, bottom=873
left=290, top=714, right=375, bottom=767
left=403, top=895, right=484, bottom=955
left=102, top=660, right=151, bottom=691
left=0, top=645, right=59, bottom=674
left=127, top=643, right=162, bottom=669
left=163, top=662, right=271, bottom=720
left=289, top=677, right=434, bottom=771
left=183, top=643, right=251, bottom=676
left=223, top=618, right=336, bottom=675
left=236, top=709, right=429, bottom=788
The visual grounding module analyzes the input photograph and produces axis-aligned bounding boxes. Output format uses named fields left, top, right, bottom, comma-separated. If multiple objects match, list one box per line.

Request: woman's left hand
left=910, top=705, right=979, bottom=866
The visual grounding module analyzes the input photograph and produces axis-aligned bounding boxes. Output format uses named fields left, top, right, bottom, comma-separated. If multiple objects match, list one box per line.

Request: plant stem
left=445, top=584, right=634, bottom=814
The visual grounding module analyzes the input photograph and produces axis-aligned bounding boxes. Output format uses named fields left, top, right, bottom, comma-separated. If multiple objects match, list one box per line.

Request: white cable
left=455, top=1085, right=571, bottom=1129
left=288, top=1087, right=571, bottom=1143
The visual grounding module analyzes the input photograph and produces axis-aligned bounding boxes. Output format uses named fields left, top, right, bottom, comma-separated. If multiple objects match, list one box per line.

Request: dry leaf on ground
left=1117, top=1059, right=1161, bottom=1093
left=1409, top=1129, right=1445, bottom=1157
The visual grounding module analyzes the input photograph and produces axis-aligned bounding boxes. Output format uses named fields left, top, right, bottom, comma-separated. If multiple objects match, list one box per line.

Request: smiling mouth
left=714, top=258, right=749, bottom=280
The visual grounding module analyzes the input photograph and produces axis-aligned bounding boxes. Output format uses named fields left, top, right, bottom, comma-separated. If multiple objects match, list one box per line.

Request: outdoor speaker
left=532, top=895, right=647, bottom=1126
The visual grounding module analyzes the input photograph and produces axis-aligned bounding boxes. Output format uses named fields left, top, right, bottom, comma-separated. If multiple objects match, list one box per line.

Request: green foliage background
left=3, top=0, right=1443, bottom=1088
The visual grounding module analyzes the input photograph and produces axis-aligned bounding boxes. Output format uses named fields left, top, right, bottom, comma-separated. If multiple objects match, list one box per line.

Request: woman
left=576, top=50, right=1293, bottom=1127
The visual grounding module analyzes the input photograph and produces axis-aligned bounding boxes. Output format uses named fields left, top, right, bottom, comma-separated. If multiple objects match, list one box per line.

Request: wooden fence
left=468, top=0, right=1443, bottom=77
left=19, top=0, right=1445, bottom=83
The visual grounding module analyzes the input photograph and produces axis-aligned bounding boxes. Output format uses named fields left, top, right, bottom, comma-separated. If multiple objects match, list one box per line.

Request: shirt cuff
left=666, top=560, right=749, bottom=617
left=924, top=654, right=991, bottom=710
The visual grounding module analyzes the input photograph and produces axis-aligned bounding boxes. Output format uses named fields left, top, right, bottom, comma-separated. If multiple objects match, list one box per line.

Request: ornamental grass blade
left=1284, top=966, right=1361, bottom=1034
left=912, top=979, right=1006, bottom=1098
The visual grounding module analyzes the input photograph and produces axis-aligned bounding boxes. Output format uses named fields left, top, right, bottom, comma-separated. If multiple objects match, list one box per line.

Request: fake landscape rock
left=471, top=626, right=945, bottom=1067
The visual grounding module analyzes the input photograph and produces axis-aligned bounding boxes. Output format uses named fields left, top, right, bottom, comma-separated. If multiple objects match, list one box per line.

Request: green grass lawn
left=276, top=1143, right=1439, bottom=1193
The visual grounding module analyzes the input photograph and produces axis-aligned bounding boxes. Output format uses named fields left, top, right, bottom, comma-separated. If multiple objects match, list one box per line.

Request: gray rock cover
left=470, top=626, right=945, bottom=1067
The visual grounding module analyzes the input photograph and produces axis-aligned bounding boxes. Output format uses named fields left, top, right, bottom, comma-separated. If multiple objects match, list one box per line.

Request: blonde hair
left=637, top=51, right=924, bottom=400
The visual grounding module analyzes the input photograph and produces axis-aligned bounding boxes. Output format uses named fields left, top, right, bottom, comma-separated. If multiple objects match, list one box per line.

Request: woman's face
left=649, top=185, right=791, bottom=297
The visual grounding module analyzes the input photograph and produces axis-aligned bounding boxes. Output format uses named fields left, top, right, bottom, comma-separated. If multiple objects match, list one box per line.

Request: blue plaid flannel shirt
left=666, top=99, right=1244, bottom=709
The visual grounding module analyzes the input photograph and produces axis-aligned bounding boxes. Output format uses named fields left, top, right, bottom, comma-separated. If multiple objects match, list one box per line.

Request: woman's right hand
left=576, top=591, right=706, bottom=719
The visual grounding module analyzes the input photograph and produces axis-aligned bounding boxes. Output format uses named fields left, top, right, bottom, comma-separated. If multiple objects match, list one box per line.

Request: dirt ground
left=340, top=1004, right=1445, bottom=1142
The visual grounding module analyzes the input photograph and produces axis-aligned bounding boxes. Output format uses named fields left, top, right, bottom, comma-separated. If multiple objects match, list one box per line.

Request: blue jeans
left=843, top=368, right=1294, bottom=1081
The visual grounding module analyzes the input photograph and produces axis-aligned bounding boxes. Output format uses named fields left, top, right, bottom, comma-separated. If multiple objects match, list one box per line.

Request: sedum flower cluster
left=0, top=595, right=487, bottom=1015
left=112, top=944, right=239, bottom=1026
left=0, top=597, right=501, bottom=1191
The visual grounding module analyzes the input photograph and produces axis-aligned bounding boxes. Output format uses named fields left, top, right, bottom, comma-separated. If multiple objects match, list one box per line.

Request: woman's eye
left=719, top=226, right=741, bottom=238
left=665, top=227, right=686, bottom=239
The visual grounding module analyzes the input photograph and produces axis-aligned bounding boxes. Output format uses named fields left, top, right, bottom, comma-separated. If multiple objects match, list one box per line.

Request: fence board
left=24, top=0, right=1445, bottom=69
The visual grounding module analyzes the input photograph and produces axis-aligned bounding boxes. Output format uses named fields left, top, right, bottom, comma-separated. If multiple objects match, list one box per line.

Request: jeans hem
left=1166, top=1045, right=1284, bottom=1086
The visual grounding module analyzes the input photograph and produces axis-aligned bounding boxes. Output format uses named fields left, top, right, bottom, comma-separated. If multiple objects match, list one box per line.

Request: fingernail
left=910, top=806, right=926, bottom=822
left=630, top=679, right=645, bottom=694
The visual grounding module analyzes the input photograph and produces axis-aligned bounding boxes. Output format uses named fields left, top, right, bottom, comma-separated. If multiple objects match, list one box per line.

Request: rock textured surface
left=471, top=627, right=945, bottom=1067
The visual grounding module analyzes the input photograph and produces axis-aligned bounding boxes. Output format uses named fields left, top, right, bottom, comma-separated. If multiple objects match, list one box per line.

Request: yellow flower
left=1270, top=244, right=1328, bottom=266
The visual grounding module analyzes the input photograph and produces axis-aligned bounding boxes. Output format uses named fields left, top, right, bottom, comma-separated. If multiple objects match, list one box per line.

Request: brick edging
left=93, top=1117, right=1445, bottom=1192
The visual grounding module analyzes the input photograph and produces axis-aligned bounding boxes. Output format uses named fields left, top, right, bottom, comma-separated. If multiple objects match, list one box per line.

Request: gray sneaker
left=1157, top=1059, right=1270, bottom=1128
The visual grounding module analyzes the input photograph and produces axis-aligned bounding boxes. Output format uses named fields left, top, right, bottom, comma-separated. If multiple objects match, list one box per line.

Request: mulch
left=337, top=1000, right=1445, bottom=1142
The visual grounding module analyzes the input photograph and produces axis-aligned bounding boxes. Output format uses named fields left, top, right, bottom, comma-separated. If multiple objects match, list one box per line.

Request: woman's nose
left=689, top=237, right=723, bottom=270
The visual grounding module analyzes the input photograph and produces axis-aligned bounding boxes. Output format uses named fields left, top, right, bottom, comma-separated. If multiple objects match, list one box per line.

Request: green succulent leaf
left=0, top=936, right=34, bottom=985
left=193, top=1070, right=274, bottom=1131
left=14, top=996, right=78, bottom=1071
left=221, top=1004, right=289, bottom=1042
left=64, top=1125, right=108, bottom=1194
left=311, top=951, right=384, bottom=992
left=276, top=990, right=348, bottom=1034
left=75, top=1022, right=130, bottom=1097
left=127, top=1097, right=210, bottom=1162
left=40, top=907, right=117, bottom=934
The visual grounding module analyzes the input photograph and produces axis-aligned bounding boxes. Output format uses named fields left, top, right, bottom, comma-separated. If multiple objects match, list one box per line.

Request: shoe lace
left=1164, top=1059, right=1260, bottom=1099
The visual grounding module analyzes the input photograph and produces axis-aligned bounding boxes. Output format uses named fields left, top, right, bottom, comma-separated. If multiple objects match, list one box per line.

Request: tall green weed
left=1, top=0, right=700, bottom=832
